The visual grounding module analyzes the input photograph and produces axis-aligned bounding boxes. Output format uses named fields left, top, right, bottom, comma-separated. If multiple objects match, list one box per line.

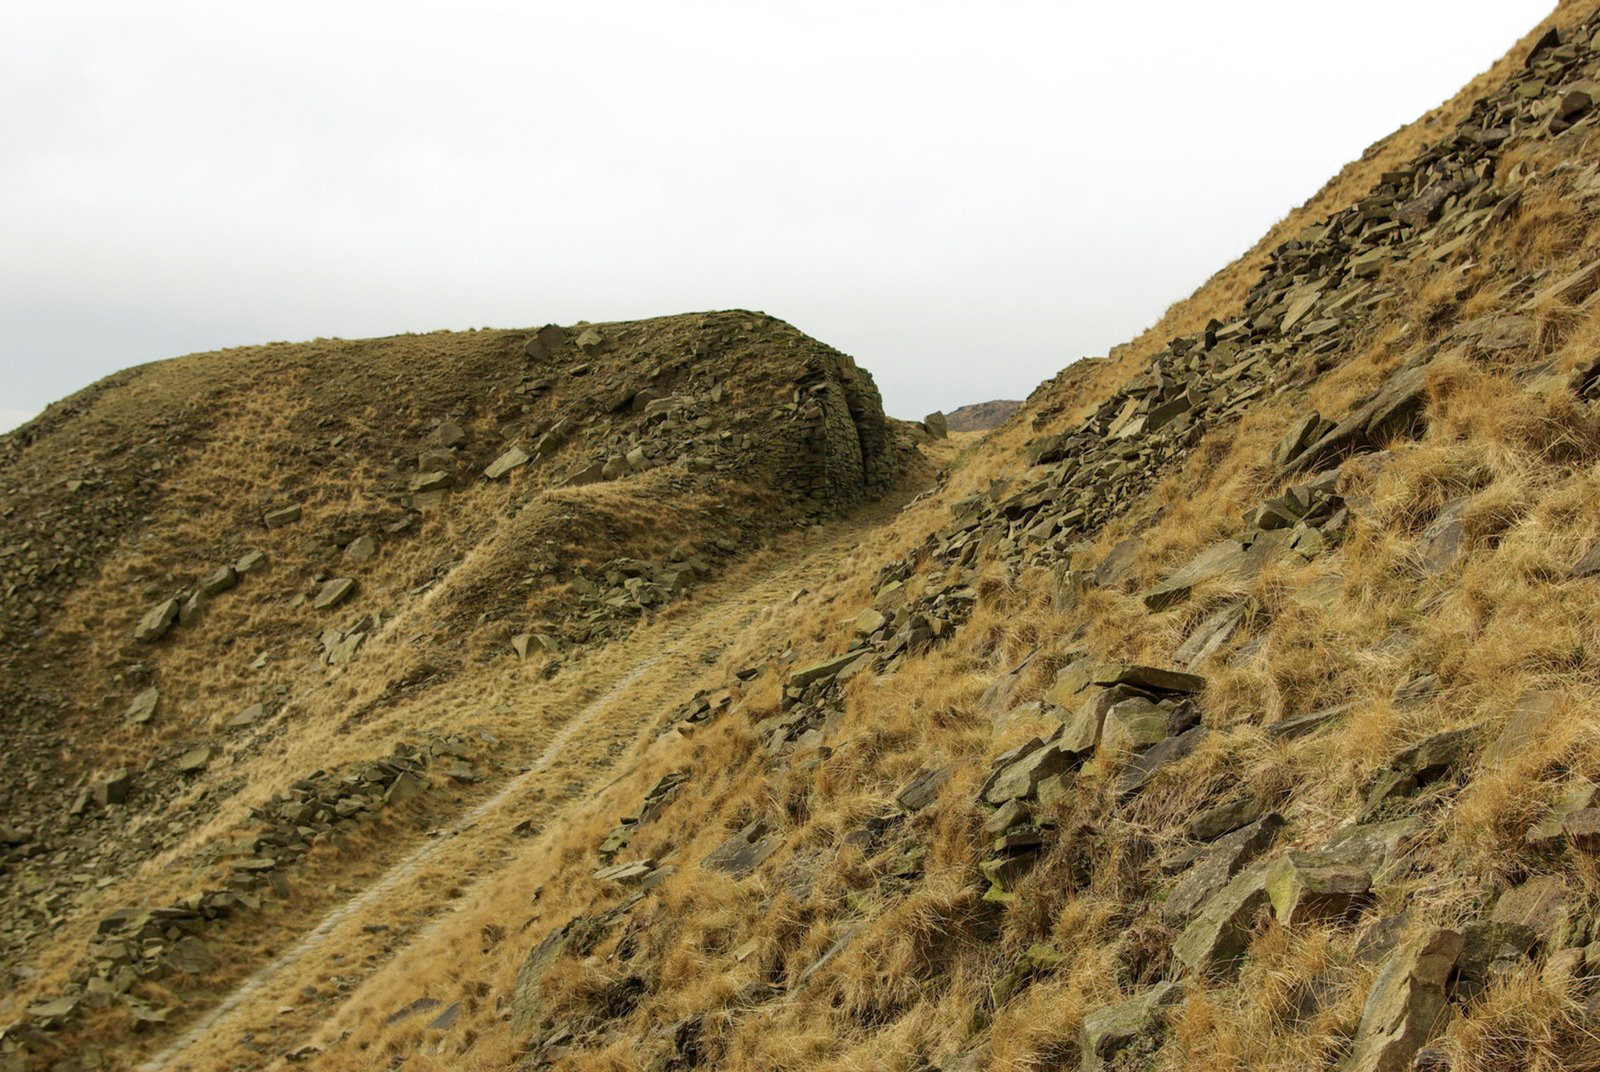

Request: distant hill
left=945, top=398, right=1021, bottom=432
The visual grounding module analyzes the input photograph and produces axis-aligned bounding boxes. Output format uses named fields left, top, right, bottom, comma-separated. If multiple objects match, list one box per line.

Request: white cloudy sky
left=0, top=0, right=1553, bottom=429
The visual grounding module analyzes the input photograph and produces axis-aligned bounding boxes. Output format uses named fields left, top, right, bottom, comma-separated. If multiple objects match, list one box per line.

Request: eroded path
left=137, top=493, right=912, bottom=1072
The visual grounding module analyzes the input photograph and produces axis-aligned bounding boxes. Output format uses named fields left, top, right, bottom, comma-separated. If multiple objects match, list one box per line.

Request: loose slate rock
left=125, top=687, right=160, bottom=726
left=895, top=766, right=950, bottom=812
left=343, top=535, right=377, bottom=564
left=1172, top=862, right=1271, bottom=977
left=1118, top=726, right=1208, bottom=798
left=984, top=740, right=1077, bottom=805
left=199, top=565, right=239, bottom=596
left=485, top=445, right=531, bottom=480
left=134, top=597, right=180, bottom=643
left=1080, top=981, right=1185, bottom=1072
left=1344, top=929, right=1463, bottom=1072
left=1266, top=702, right=1350, bottom=742
left=1481, top=690, right=1561, bottom=769
left=1265, top=853, right=1372, bottom=925
left=176, top=745, right=216, bottom=773
left=313, top=577, right=357, bottom=610
left=1166, top=813, right=1284, bottom=921
left=702, top=820, right=782, bottom=878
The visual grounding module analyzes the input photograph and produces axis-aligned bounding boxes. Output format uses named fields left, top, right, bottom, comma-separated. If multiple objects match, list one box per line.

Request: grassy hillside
left=9, top=4, right=1600, bottom=1072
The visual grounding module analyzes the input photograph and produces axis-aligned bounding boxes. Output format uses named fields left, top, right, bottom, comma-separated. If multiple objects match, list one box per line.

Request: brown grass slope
left=0, top=311, right=911, bottom=1061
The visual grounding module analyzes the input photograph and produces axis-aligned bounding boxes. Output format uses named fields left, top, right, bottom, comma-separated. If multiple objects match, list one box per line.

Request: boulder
left=1415, top=500, right=1468, bottom=574
left=1174, top=601, right=1247, bottom=668
left=409, top=470, right=454, bottom=493
left=895, top=766, right=950, bottom=812
left=593, top=859, right=657, bottom=886
left=789, top=651, right=862, bottom=690
left=1344, top=929, right=1463, bottom=1072
left=93, top=769, right=132, bottom=807
left=1557, top=83, right=1599, bottom=124
left=511, top=922, right=577, bottom=1035
left=176, top=745, right=216, bottom=773
left=484, top=445, right=531, bottom=480
left=1053, top=662, right=1205, bottom=701
left=523, top=323, right=566, bottom=360
left=983, top=740, right=1077, bottom=805
left=1562, top=807, right=1600, bottom=852
left=1144, top=539, right=1254, bottom=611
left=1265, top=702, right=1350, bottom=742
left=125, top=687, right=160, bottom=726
left=343, top=535, right=378, bottom=564
left=1526, top=781, right=1597, bottom=849
left=1481, top=691, right=1561, bottom=769
left=1287, top=364, right=1431, bottom=475
left=1360, top=724, right=1485, bottom=819
left=1080, top=981, right=1185, bottom=1072
left=1118, top=726, right=1208, bottom=798
left=1101, top=697, right=1199, bottom=756
left=560, top=461, right=606, bottom=487
left=418, top=447, right=456, bottom=471
left=227, top=702, right=264, bottom=728
left=312, top=577, right=357, bottom=610
left=264, top=505, right=302, bottom=528
left=854, top=609, right=887, bottom=635
left=1091, top=538, right=1141, bottom=587
left=1172, top=863, right=1270, bottom=977
left=133, top=597, right=180, bottom=643
left=1188, top=797, right=1266, bottom=842
left=199, top=565, right=239, bottom=596
left=178, top=589, right=206, bottom=627
left=1319, top=817, right=1423, bottom=873
left=1166, top=813, right=1284, bottom=921
left=1492, top=875, right=1574, bottom=949
left=1568, top=541, right=1600, bottom=580
left=1088, top=663, right=1205, bottom=695
left=990, top=942, right=1066, bottom=1005
left=236, top=550, right=268, bottom=574
left=1264, top=853, right=1371, bottom=925
left=1271, top=411, right=1333, bottom=469
left=168, top=935, right=219, bottom=974
left=924, top=411, right=949, bottom=439
left=702, top=820, right=782, bottom=878
left=431, top=421, right=467, bottom=448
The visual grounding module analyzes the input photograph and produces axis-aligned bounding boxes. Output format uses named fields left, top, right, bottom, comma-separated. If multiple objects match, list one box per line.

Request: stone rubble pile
left=12, top=738, right=464, bottom=1036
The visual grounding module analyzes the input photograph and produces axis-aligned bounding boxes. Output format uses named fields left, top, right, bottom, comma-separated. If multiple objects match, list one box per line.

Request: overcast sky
left=0, top=0, right=1553, bottom=430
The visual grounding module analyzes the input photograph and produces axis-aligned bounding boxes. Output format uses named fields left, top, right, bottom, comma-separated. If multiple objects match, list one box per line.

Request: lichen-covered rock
left=1173, top=863, right=1271, bottom=977
left=1265, top=853, right=1371, bottom=925
left=1080, top=981, right=1185, bottom=1072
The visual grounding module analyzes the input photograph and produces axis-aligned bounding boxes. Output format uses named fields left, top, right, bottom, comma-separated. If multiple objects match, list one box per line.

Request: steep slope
left=0, top=311, right=913, bottom=1065
left=11, top=5, right=1600, bottom=1072
left=124, top=6, right=1600, bottom=1072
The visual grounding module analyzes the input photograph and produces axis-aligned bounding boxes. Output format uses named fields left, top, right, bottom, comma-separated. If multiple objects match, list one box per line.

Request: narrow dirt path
left=137, top=498, right=902, bottom=1072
